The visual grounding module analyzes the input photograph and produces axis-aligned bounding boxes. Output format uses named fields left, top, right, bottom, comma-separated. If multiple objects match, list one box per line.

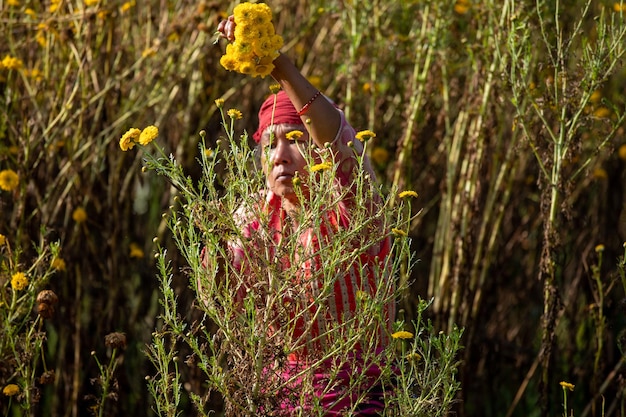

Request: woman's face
left=260, top=124, right=314, bottom=201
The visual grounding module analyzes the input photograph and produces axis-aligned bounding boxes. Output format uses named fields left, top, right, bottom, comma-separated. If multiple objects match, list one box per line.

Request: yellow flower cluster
left=0, top=55, right=23, bottom=71
left=0, top=169, right=19, bottom=191
left=119, top=125, right=159, bottom=151
left=219, top=2, right=284, bottom=78
left=2, top=384, right=19, bottom=396
left=11, top=272, right=28, bottom=291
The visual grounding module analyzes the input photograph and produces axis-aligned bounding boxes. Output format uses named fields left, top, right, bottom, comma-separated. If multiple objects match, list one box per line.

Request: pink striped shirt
left=229, top=111, right=395, bottom=357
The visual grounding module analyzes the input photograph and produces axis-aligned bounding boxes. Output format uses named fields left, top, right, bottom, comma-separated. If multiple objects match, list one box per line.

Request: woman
left=215, top=15, right=396, bottom=416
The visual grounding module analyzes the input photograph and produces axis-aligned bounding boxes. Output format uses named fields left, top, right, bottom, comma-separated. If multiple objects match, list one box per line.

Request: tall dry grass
left=1, top=0, right=626, bottom=416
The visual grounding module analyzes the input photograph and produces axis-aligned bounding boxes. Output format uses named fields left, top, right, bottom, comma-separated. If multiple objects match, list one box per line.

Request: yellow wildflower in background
left=129, top=243, right=144, bottom=258
left=595, top=244, right=605, bottom=253
left=51, top=257, right=66, bottom=271
left=0, top=55, right=23, bottom=71
left=371, top=147, right=390, bottom=167
left=454, top=0, right=471, bottom=14
left=215, top=98, right=225, bottom=109
left=2, top=384, right=20, bottom=396
left=310, top=161, right=333, bottom=172
left=25, top=8, right=36, bottom=17
left=139, top=125, right=158, bottom=145
left=119, top=128, right=140, bottom=151
left=11, top=272, right=28, bottom=291
left=72, top=207, right=87, bottom=223
left=0, top=169, right=19, bottom=191
left=398, top=190, right=419, bottom=199
left=227, top=109, right=243, bottom=120
left=593, top=107, right=612, bottom=119
left=559, top=381, right=575, bottom=391
left=0, top=234, right=6, bottom=246
left=285, top=130, right=304, bottom=141
left=392, top=330, right=414, bottom=340
left=8, top=0, right=20, bottom=6
left=85, top=0, right=99, bottom=5
left=120, top=0, right=135, bottom=13
left=614, top=3, right=626, bottom=12
left=355, top=130, right=376, bottom=142
left=592, top=168, right=608, bottom=179
left=269, top=83, right=281, bottom=94
left=618, top=144, right=626, bottom=161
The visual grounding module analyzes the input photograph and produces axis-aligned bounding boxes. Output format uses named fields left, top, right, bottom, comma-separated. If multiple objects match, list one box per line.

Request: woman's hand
left=217, top=15, right=236, bottom=42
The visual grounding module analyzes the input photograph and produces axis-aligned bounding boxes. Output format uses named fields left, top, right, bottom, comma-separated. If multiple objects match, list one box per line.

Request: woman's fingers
left=217, top=15, right=236, bottom=41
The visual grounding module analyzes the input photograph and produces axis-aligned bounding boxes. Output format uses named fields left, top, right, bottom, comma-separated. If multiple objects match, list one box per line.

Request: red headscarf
left=253, top=90, right=303, bottom=143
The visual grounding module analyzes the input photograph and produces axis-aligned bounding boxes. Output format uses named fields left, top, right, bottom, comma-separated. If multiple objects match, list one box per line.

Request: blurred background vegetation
left=1, top=0, right=626, bottom=416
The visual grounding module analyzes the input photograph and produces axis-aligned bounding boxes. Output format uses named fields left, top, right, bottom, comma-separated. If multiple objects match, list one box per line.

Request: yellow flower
left=8, top=0, right=20, bottom=6
left=285, top=130, right=304, bottom=141
left=119, top=128, right=140, bottom=151
left=227, top=109, right=243, bottom=120
left=392, top=330, right=414, bottom=340
left=618, top=144, right=626, bottom=161
left=269, top=83, right=281, bottom=94
left=398, top=190, right=419, bottom=199
left=559, top=381, right=575, bottom=391
left=25, top=8, right=36, bottom=17
left=454, top=0, right=471, bottom=14
left=590, top=90, right=602, bottom=104
left=120, top=1, right=135, bottom=13
left=0, top=169, right=19, bottom=191
left=2, top=384, right=20, bottom=396
left=141, top=47, right=157, bottom=58
left=595, top=244, right=605, bottom=253
left=138, top=125, right=158, bottom=146
left=392, top=228, right=408, bottom=237
left=129, top=243, right=144, bottom=258
left=355, top=130, right=376, bottom=142
left=72, top=207, right=87, bottom=223
left=310, top=161, right=333, bottom=172
left=593, top=168, right=608, bottom=179
left=85, top=0, right=99, bottom=5
left=614, top=3, right=626, bottom=12
left=593, top=107, right=612, bottom=119
left=0, top=55, right=23, bottom=71
left=51, top=257, right=66, bottom=271
left=215, top=98, right=225, bottom=109
left=11, top=272, right=29, bottom=291
left=0, top=234, right=6, bottom=246
left=371, top=147, right=390, bottom=167
left=292, top=176, right=301, bottom=187
left=406, top=352, right=422, bottom=362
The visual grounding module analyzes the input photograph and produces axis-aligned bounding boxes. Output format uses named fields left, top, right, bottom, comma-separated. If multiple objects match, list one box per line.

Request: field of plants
left=2, top=0, right=626, bottom=416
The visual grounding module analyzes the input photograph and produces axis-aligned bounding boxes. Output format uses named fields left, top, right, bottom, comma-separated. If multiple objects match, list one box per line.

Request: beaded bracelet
left=297, top=90, right=322, bottom=116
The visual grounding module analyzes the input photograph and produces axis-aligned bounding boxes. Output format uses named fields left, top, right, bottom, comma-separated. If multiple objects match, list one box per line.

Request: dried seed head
left=104, top=332, right=127, bottom=350
left=39, top=370, right=55, bottom=384
left=36, top=290, right=59, bottom=306
left=37, top=302, right=55, bottom=319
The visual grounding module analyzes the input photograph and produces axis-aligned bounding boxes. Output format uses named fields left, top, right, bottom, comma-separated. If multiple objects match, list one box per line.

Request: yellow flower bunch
left=219, top=2, right=284, bottom=78
left=119, top=125, right=159, bottom=151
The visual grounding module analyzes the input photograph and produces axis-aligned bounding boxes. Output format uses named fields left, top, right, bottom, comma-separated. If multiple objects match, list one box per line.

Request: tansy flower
left=8, top=0, right=19, bottom=6
left=398, top=190, right=419, bottom=199
left=292, top=176, right=301, bottom=187
left=454, top=0, right=471, bottom=14
left=2, top=384, right=19, bottom=396
left=119, top=128, right=140, bottom=151
left=85, top=0, right=98, bottom=5
left=310, top=161, right=333, bottom=172
left=392, top=228, right=408, bottom=237
left=227, top=109, right=243, bottom=120
left=285, top=130, right=304, bottom=141
left=595, top=244, right=605, bottom=253
left=215, top=98, right=225, bottom=109
left=614, top=3, right=626, bottom=12
left=139, top=125, right=158, bottom=145
left=593, top=107, right=612, bottom=119
left=593, top=168, right=608, bottom=179
left=129, top=242, right=144, bottom=258
left=51, top=257, right=66, bottom=271
left=559, top=381, right=575, bottom=391
left=371, top=147, right=390, bottom=167
left=0, top=234, right=6, bottom=246
left=0, top=55, right=24, bottom=71
left=25, top=8, right=36, bottom=17
left=120, top=0, right=135, bottom=13
left=0, top=169, right=19, bottom=191
left=269, top=83, right=281, bottom=94
left=392, top=330, right=414, bottom=340
left=355, top=130, right=376, bottom=142
left=618, top=144, right=626, bottom=161
left=11, top=272, right=28, bottom=291
left=72, top=207, right=87, bottom=223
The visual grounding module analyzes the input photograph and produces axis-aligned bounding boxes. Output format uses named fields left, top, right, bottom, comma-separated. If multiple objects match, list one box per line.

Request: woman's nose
left=271, top=138, right=291, bottom=165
